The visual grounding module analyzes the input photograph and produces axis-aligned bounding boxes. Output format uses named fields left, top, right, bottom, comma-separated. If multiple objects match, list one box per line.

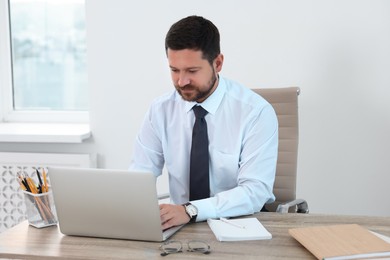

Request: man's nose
left=177, top=73, right=190, bottom=87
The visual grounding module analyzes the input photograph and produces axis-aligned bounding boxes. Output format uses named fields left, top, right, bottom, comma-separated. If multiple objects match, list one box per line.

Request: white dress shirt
left=129, top=76, right=278, bottom=221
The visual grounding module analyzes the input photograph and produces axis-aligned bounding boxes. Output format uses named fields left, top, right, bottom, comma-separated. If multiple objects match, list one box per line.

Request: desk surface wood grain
left=1, top=212, right=389, bottom=260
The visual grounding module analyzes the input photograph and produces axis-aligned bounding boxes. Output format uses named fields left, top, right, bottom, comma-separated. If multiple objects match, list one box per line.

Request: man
left=129, top=15, right=278, bottom=230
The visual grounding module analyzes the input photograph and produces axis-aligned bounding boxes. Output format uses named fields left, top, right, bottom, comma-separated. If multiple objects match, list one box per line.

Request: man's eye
left=189, top=70, right=198, bottom=74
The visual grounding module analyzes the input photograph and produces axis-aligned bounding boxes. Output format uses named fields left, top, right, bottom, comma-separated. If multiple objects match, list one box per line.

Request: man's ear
left=214, top=54, right=224, bottom=72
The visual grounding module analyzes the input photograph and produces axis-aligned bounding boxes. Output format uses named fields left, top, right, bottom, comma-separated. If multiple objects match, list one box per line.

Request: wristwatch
left=183, top=202, right=198, bottom=223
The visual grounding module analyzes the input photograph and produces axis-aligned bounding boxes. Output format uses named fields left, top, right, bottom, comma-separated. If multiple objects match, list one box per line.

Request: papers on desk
left=289, top=224, right=390, bottom=260
left=207, top=217, right=272, bottom=241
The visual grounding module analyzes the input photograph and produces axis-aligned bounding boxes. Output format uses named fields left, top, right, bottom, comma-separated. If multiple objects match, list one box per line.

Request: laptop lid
left=48, top=167, right=182, bottom=242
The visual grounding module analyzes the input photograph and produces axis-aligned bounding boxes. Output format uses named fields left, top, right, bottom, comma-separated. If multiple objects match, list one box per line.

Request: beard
left=175, top=72, right=218, bottom=103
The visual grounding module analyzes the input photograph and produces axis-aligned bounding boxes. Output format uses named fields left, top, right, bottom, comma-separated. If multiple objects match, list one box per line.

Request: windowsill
left=0, top=123, right=91, bottom=143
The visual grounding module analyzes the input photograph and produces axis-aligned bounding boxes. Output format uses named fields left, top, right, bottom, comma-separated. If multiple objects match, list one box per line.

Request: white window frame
left=0, top=0, right=89, bottom=124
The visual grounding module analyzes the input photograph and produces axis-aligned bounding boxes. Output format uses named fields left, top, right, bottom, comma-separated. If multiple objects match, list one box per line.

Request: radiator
left=0, top=152, right=94, bottom=233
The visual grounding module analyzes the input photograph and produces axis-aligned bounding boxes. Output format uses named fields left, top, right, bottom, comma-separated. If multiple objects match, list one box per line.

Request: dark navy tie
left=189, top=105, right=210, bottom=201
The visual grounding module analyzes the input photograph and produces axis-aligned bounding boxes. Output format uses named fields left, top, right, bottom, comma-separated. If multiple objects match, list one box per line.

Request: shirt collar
left=183, top=76, right=226, bottom=115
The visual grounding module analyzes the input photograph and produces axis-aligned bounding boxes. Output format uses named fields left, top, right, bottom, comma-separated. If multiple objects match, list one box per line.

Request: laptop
left=48, top=167, right=183, bottom=242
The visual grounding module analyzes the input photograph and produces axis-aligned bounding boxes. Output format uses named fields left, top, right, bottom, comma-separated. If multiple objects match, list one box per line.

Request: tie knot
left=193, top=106, right=208, bottom=119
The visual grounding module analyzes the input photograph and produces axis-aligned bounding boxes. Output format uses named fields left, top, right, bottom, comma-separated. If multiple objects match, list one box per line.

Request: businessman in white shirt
left=129, top=15, right=278, bottom=230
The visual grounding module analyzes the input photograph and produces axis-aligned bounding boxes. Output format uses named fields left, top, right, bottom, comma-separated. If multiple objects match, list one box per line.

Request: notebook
left=207, top=217, right=272, bottom=241
left=289, top=224, right=390, bottom=260
left=48, top=167, right=183, bottom=242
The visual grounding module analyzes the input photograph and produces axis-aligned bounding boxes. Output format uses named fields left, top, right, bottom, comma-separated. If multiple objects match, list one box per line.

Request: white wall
left=2, top=0, right=389, bottom=216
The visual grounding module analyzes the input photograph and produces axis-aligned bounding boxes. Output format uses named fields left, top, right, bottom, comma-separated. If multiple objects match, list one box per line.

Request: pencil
left=17, top=177, right=27, bottom=191
left=36, top=169, right=43, bottom=193
left=42, top=168, right=49, bottom=192
left=26, top=177, right=38, bottom=194
left=20, top=175, right=32, bottom=193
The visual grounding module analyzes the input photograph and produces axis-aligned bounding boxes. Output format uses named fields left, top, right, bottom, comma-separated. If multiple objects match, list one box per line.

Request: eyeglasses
left=159, top=240, right=211, bottom=256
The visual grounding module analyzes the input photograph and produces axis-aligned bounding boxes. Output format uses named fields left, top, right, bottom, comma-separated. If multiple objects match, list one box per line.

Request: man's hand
left=160, top=204, right=190, bottom=230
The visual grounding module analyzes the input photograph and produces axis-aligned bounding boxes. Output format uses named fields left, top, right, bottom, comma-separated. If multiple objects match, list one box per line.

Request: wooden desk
left=1, top=212, right=389, bottom=259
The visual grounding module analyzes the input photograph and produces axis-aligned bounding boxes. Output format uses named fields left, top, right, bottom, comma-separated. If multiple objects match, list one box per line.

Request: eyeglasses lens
left=160, top=241, right=182, bottom=256
left=188, top=241, right=211, bottom=254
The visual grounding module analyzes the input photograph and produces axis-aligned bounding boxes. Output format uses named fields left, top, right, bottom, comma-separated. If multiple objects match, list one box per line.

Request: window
left=0, top=0, right=88, bottom=123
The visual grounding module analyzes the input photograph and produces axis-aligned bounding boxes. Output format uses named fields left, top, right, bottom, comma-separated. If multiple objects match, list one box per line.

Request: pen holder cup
left=22, top=190, right=58, bottom=228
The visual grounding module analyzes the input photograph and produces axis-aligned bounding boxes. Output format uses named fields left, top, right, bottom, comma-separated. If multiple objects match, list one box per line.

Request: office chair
left=158, top=87, right=308, bottom=214
left=252, top=87, right=308, bottom=213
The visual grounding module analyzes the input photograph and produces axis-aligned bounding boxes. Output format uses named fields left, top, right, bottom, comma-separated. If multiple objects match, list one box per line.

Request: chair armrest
left=276, top=199, right=309, bottom=214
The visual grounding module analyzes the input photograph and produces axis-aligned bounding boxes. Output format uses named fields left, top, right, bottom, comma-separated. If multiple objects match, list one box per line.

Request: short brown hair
left=165, top=15, right=220, bottom=64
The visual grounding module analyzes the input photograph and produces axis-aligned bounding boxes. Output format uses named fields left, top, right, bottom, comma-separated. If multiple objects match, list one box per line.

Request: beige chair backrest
left=252, top=87, right=300, bottom=212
